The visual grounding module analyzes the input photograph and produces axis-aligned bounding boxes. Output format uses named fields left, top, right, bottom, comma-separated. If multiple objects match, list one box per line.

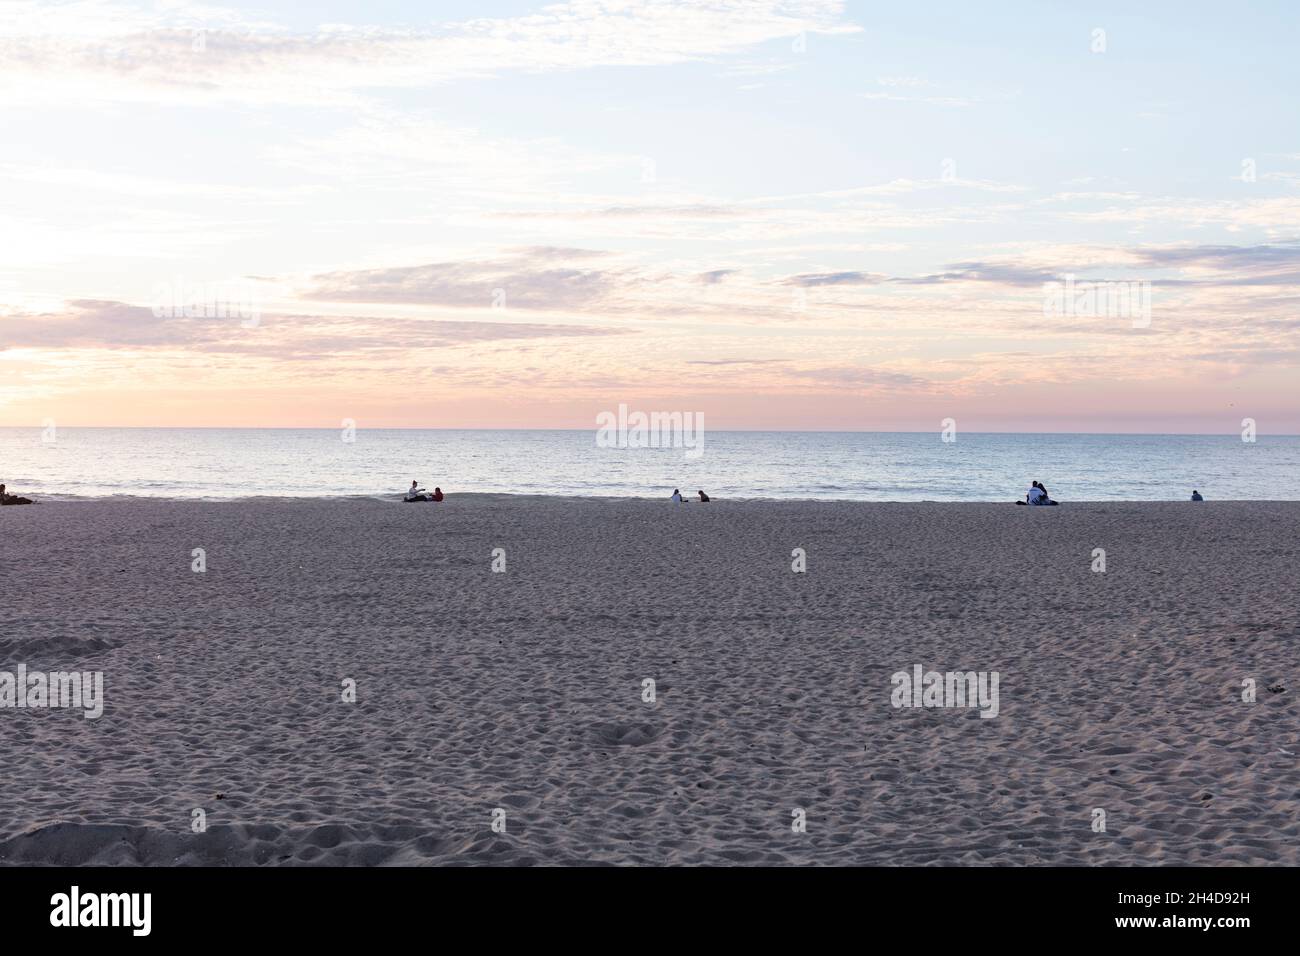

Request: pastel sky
left=1, top=0, right=1298, bottom=432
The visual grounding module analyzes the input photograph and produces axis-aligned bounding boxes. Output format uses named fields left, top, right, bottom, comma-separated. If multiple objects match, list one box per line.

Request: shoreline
left=8, top=493, right=1297, bottom=505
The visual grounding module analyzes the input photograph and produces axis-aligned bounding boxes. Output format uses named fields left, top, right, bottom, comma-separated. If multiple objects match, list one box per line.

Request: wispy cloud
left=0, top=298, right=629, bottom=356
left=0, top=1, right=861, bottom=106
left=301, top=248, right=627, bottom=311
left=861, top=91, right=974, bottom=107
left=781, top=271, right=887, bottom=287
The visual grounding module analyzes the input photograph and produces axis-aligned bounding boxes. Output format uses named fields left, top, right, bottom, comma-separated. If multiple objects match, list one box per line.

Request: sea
left=2, top=428, right=1297, bottom=502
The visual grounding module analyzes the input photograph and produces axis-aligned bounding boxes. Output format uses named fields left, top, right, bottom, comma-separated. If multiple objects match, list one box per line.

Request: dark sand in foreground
left=1, top=497, right=1296, bottom=865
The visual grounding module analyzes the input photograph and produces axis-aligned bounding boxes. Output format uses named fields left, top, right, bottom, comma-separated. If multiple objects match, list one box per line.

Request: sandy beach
left=0, top=497, right=1296, bottom=866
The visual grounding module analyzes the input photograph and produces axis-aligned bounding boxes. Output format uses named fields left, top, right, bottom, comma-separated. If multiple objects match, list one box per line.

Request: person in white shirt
left=670, top=489, right=685, bottom=503
left=405, top=481, right=428, bottom=502
left=1028, top=480, right=1060, bottom=505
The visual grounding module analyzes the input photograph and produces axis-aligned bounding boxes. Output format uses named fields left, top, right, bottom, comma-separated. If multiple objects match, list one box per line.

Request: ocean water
left=1, top=428, right=1297, bottom=502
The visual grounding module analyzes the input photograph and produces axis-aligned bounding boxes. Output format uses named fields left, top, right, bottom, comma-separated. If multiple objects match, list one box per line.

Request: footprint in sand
left=590, top=722, right=663, bottom=747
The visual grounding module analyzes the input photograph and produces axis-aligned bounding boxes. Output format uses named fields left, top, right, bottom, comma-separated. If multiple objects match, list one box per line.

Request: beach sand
left=0, top=497, right=1296, bottom=865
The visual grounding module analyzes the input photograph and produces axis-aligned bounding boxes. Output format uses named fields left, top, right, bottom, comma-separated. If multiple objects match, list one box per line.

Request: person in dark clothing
left=0, top=483, right=34, bottom=505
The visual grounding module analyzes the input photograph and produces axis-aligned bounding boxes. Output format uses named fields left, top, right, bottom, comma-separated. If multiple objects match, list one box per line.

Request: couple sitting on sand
left=0, top=483, right=34, bottom=506
left=671, top=488, right=710, bottom=503
left=1016, top=480, right=1058, bottom=506
left=404, top=481, right=444, bottom=503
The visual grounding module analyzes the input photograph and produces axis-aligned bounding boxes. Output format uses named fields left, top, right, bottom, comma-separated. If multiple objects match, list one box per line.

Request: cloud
left=0, top=1, right=861, bottom=106
left=860, top=91, right=973, bottom=107
left=0, top=299, right=629, bottom=356
left=1186, top=346, right=1300, bottom=365
left=894, top=261, right=1059, bottom=287
left=294, top=248, right=759, bottom=323
left=875, top=75, right=934, bottom=88
left=301, top=248, right=629, bottom=311
left=719, top=60, right=797, bottom=78
left=1131, top=242, right=1300, bottom=272
left=785, top=366, right=928, bottom=389
left=781, top=271, right=887, bottom=287
left=891, top=243, right=1300, bottom=289
left=495, top=204, right=745, bottom=220
left=508, top=246, right=612, bottom=262
left=1062, top=196, right=1300, bottom=231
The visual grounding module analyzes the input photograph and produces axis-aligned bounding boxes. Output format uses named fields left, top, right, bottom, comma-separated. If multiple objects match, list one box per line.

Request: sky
left=0, top=0, right=1298, bottom=432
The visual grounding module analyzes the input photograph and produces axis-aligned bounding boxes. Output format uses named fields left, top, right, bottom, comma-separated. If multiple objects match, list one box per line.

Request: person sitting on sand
left=0, top=483, right=33, bottom=506
left=670, top=489, right=685, bottom=503
left=697, top=489, right=710, bottom=502
left=432, top=487, right=444, bottom=502
left=1018, top=481, right=1057, bottom=506
left=405, top=481, right=429, bottom=502
left=1191, top=489, right=1204, bottom=501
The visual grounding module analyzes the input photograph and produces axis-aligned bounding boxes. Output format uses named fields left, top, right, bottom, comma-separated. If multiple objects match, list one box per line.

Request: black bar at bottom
left=0, top=865, right=1284, bottom=943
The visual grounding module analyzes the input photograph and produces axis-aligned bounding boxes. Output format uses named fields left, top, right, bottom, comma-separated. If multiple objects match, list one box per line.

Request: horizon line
left=2, top=425, right=1294, bottom=438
